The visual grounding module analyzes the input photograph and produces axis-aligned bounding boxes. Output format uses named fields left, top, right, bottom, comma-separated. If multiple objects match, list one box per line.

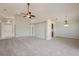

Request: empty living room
left=0, top=2, right=79, bottom=57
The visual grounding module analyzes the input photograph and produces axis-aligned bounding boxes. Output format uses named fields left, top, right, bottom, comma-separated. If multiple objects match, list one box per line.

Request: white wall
left=0, top=3, right=79, bottom=39
left=0, top=23, right=1, bottom=37
left=30, top=4, right=79, bottom=39
left=15, top=15, right=53, bottom=40
left=55, top=14, right=79, bottom=39
left=31, top=19, right=52, bottom=40
left=13, top=15, right=49, bottom=40
left=15, top=16, right=31, bottom=37
left=46, top=20, right=52, bottom=40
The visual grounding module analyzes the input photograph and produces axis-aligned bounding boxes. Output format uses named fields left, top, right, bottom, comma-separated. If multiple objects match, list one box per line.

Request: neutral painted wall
left=46, top=20, right=52, bottom=40
left=15, top=15, right=49, bottom=40
left=15, top=16, right=32, bottom=37
left=32, top=19, right=52, bottom=40
left=0, top=23, right=1, bottom=37
left=31, top=4, right=79, bottom=39
left=0, top=4, right=78, bottom=39
left=55, top=14, right=79, bottom=39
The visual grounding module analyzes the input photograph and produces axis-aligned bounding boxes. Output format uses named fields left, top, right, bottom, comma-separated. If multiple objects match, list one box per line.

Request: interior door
left=35, top=22, right=46, bottom=39
left=1, top=20, right=15, bottom=39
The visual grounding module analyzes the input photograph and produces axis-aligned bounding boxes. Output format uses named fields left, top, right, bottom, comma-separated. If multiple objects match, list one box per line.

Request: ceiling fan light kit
left=22, top=3, right=36, bottom=18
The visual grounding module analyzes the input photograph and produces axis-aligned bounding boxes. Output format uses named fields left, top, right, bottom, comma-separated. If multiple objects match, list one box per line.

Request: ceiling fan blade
left=23, top=16, right=26, bottom=17
left=21, top=13, right=24, bottom=15
left=21, top=13, right=26, bottom=17
left=31, top=15, right=36, bottom=17
left=29, top=17, right=31, bottom=18
left=20, top=3, right=36, bottom=18
left=21, top=13, right=25, bottom=15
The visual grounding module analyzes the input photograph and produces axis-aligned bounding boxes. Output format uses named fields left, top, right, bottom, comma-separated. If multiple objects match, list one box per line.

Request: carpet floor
left=0, top=37, right=79, bottom=56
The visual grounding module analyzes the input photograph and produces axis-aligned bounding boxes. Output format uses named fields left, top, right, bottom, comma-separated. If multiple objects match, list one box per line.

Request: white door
left=1, top=20, right=15, bottom=39
left=34, top=22, right=46, bottom=39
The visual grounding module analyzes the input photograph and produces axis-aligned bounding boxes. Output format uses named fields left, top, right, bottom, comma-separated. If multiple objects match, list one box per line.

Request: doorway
left=51, top=18, right=56, bottom=39
left=51, top=24, right=54, bottom=38
left=32, top=21, right=46, bottom=39
left=1, top=18, right=15, bottom=39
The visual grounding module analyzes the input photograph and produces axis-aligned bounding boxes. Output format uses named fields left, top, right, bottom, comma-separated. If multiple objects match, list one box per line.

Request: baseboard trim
left=56, top=36, right=79, bottom=40
left=0, top=36, right=47, bottom=40
left=0, top=36, right=30, bottom=40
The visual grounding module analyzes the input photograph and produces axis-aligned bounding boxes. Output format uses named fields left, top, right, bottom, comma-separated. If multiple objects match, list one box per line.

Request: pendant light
left=64, top=16, right=69, bottom=27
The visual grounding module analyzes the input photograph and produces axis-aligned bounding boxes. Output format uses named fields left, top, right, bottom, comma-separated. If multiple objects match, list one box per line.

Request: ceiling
left=0, top=3, right=79, bottom=19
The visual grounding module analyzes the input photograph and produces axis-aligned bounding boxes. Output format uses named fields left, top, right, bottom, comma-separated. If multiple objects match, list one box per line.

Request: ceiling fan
left=22, top=3, right=36, bottom=18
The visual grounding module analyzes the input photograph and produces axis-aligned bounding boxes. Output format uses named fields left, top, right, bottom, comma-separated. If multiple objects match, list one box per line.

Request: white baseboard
left=56, top=36, right=79, bottom=39
left=0, top=36, right=48, bottom=40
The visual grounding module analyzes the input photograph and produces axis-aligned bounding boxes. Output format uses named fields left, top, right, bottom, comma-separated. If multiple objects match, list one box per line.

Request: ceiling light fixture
left=22, top=3, right=36, bottom=18
left=64, top=16, right=69, bottom=27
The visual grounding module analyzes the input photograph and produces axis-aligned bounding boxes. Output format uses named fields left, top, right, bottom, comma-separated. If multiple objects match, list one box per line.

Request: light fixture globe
left=64, top=24, right=69, bottom=27
left=64, top=16, right=69, bottom=27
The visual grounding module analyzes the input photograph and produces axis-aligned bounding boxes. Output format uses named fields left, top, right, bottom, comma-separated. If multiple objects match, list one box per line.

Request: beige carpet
left=0, top=37, right=79, bottom=56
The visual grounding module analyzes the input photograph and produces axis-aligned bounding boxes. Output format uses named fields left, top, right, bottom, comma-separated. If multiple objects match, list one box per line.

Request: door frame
left=51, top=17, right=56, bottom=39
left=32, top=21, right=46, bottom=39
left=1, top=18, right=16, bottom=39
